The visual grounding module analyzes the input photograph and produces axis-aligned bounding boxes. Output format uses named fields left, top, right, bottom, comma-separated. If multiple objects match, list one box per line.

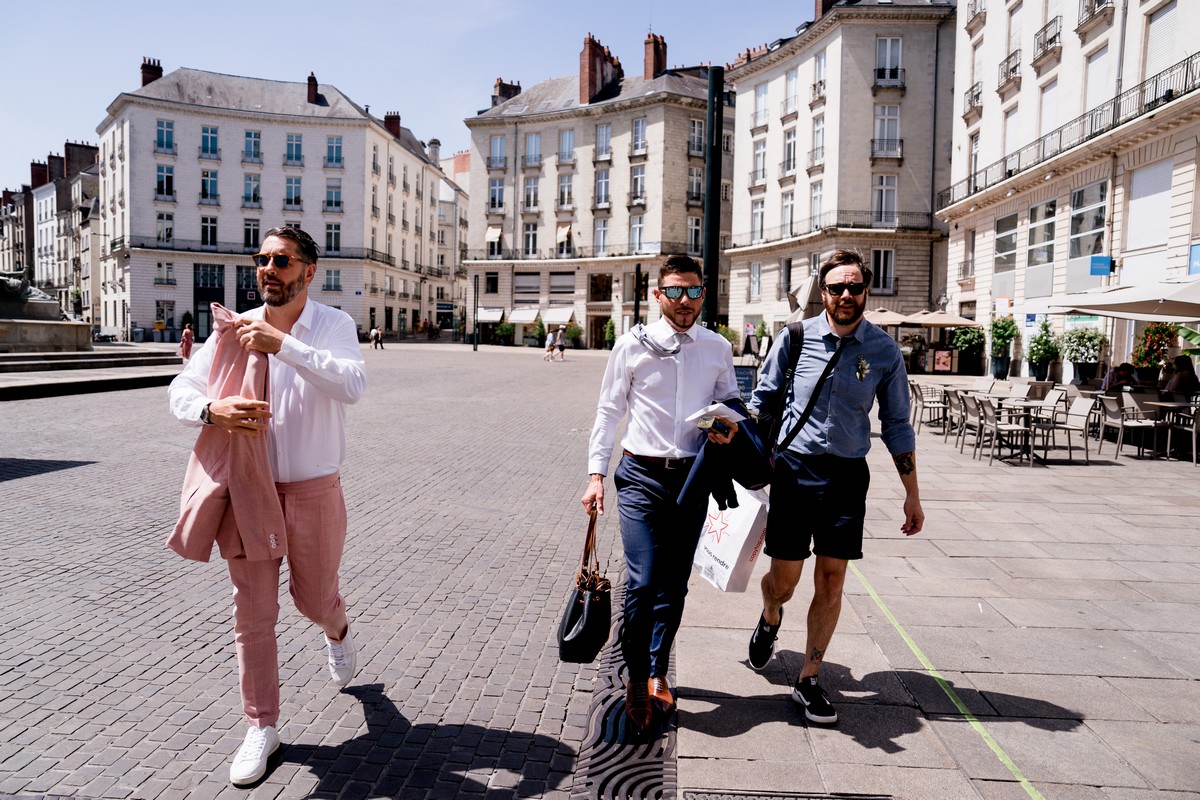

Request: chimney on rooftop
left=307, top=72, right=318, bottom=104
left=644, top=34, right=667, bottom=80
left=30, top=162, right=49, bottom=189
left=140, top=57, right=163, bottom=87
left=580, top=34, right=623, bottom=105
left=814, top=0, right=837, bottom=21
left=384, top=112, right=401, bottom=138
left=492, top=78, right=522, bottom=107
left=427, top=138, right=441, bottom=164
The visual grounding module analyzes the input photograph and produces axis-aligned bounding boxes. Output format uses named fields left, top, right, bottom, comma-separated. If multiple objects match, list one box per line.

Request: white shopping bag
left=692, top=483, right=769, bottom=592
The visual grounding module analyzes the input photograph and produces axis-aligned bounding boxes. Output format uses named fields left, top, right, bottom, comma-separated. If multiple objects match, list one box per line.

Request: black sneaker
left=747, top=608, right=783, bottom=671
left=792, top=676, right=837, bottom=724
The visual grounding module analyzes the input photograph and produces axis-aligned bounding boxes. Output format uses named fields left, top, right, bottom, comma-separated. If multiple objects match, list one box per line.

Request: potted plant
left=565, top=322, right=584, bottom=348
left=989, top=315, right=1019, bottom=379
left=1060, top=326, right=1108, bottom=383
left=715, top=325, right=739, bottom=349
left=495, top=321, right=515, bottom=346
left=533, top=318, right=545, bottom=348
left=951, top=326, right=986, bottom=376
left=1026, top=321, right=1061, bottom=381
left=604, top=318, right=616, bottom=350
left=1131, top=321, right=1176, bottom=384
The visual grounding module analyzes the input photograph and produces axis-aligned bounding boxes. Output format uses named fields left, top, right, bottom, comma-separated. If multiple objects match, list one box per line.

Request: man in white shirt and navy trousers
left=168, top=225, right=366, bottom=785
left=582, top=254, right=740, bottom=730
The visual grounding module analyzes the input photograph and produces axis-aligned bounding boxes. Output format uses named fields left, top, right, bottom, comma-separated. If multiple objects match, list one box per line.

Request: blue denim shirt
left=750, top=314, right=915, bottom=458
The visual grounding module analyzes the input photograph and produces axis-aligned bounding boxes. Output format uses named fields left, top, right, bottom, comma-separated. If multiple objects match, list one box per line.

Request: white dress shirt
left=168, top=299, right=367, bottom=483
left=587, top=317, right=738, bottom=476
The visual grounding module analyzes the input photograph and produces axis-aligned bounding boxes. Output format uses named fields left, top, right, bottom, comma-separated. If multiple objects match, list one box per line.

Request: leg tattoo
left=807, top=646, right=824, bottom=667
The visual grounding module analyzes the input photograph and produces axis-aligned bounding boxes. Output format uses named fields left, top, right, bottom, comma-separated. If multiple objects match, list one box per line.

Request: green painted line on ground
left=849, top=562, right=1046, bottom=800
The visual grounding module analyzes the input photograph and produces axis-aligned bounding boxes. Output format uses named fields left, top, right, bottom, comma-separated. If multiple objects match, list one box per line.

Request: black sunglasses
left=660, top=285, right=704, bottom=300
left=823, top=282, right=867, bottom=296
left=252, top=254, right=305, bottom=268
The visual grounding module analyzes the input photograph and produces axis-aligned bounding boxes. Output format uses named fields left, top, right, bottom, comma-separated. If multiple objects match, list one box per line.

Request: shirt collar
left=818, top=312, right=868, bottom=344
left=292, top=298, right=316, bottom=334
left=650, top=317, right=694, bottom=343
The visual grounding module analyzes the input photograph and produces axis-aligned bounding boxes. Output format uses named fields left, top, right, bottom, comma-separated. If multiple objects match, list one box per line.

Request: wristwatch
left=200, top=403, right=214, bottom=425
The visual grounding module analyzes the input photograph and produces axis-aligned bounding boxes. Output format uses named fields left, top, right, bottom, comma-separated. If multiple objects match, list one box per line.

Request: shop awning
left=556, top=224, right=572, bottom=243
left=542, top=306, right=575, bottom=326
left=476, top=308, right=503, bottom=323
left=485, top=227, right=502, bottom=243
left=507, top=306, right=540, bottom=324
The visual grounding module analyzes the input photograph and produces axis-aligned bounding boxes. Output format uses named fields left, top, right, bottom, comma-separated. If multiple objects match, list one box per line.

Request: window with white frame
left=489, top=178, right=504, bottom=210
left=155, top=261, right=174, bottom=284
left=753, top=139, right=766, bottom=182
left=871, top=249, right=895, bottom=293
left=814, top=50, right=827, bottom=85
left=876, top=37, right=902, bottom=76
left=810, top=181, right=823, bottom=227
left=632, top=118, right=647, bottom=152
left=490, top=135, right=506, bottom=166
left=1027, top=200, right=1056, bottom=267
left=784, top=68, right=798, bottom=114
left=326, top=136, right=343, bottom=166
left=326, top=223, right=341, bottom=253
left=524, top=177, right=539, bottom=209
left=688, top=167, right=703, bottom=202
left=523, top=223, right=538, bottom=256
left=195, top=264, right=224, bottom=289
left=201, top=216, right=217, bottom=248
left=782, top=192, right=794, bottom=236
left=873, top=106, right=900, bottom=154
left=286, top=134, right=303, bottom=164
left=525, top=132, right=541, bottom=163
left=783, top=129, right=797, bottom=173
left=558, top=174, right=573, bottom=207
left=723, top=133, right=733, bottom=153
left=244, top=219, right=259, bottom=250
left=156, top=165, right=174, bottom=198
left=285, top=176, right=302, bottom=208
left=750, top=262, right=762, bottom=300
left=754, top=83, right=768, bottom=125
left=323, top=269, right=341, bottom=291
left=595, top=170, right=610, bottom=204
left=325, top=180, right=342, bottom=210
left=156, top=212, right=173, bottom=243
left=559, top=128, right=574, bottom=160
left=244, top=131, right=261, bottom=161
left=872, top=175, right=897, bottom=225
left=630, top=215, right=644, bottom=252
left=751, top=199, right=765, bottom=243
left=594, top=218, right=608, bottom=255
left=994, top=213, right=1018, bottom=273
left=244, top=174, right=261, bottom=206
left=630, top=165, right=646, bottom=200
left=689, top=119, right=704, bottom=151
left=688, top=216, right=702, bottom=255
left=201, top=126, right=218, bottom=156
left=1069, top=180, right=1107, bottom=258
left=721, top=182, right=731, bottom=201
left=596, top=123, right=611, bottom=157
left=156, top=119, right=174, bottom=152
left=812, top=116, right=825, bottom=162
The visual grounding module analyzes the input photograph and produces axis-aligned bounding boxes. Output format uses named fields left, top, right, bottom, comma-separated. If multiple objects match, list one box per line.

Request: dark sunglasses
left=660, top=285, right=704, bottom=300
left=252, top=254, right=305, bottom=268
left=823, top=282, right=867, bottom=296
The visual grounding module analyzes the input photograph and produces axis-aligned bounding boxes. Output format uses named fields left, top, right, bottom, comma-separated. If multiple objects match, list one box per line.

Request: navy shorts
left=764, top=451, right=870, bottom=561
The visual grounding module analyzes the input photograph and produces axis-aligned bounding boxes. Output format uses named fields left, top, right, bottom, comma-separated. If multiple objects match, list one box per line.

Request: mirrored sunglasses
left=252, top=254, right=304, bottom=268
left=823, top=282, right=866, bottom=296
left=660, top=285, right=704, bottom=300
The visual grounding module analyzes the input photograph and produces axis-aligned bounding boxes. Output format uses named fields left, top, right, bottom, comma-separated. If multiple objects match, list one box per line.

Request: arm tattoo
left=893, top=451, right=915, bottom=476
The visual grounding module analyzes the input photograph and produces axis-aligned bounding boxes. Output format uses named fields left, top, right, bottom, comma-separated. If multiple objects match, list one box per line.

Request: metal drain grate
left=572, top=579, right=677, bottom=800
left=683, top=793, right=893, bottom=800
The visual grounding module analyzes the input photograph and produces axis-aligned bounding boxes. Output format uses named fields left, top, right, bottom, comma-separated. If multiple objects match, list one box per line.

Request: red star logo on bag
left=704, top=509, right=730, bottom=543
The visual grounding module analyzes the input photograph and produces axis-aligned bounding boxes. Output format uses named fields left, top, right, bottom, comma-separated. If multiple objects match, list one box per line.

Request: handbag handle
left=580, top=510, right=600, bottom=572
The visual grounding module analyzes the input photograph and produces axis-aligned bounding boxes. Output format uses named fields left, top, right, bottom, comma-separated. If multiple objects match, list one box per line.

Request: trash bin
left=132, top=328, right=144, bottom=343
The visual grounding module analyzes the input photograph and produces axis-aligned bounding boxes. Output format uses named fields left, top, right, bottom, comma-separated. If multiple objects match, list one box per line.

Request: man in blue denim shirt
left=746, top=249, right=923, bottom=725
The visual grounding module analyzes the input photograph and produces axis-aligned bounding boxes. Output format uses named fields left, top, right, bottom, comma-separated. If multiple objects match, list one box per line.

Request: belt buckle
left=664, top=456, right=687, bottom=470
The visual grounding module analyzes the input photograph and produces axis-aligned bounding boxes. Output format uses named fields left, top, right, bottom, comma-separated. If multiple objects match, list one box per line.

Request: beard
left=660, top=302, right=698, bottom=330
left=826, top=295, right=865, bottom=327
left=259, top=270, right=306, bottom=306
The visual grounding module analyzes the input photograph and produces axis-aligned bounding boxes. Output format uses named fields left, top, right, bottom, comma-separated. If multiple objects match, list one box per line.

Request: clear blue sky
left=2, top=0, right=807, bottom=189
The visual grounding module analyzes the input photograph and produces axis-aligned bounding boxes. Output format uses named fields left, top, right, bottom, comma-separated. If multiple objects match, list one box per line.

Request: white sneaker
left=325, top=627, right=357, bottom=686
left=229, top=725, right=280, bottom=786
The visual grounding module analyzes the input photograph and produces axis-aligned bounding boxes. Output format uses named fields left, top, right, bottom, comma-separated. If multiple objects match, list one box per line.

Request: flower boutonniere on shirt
left=855, top=355, right=871, bottom=381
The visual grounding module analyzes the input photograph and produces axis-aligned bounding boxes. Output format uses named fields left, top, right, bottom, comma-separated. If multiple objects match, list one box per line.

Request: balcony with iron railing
left=873, top=67, right=905, bottom=93
left=1076, top=0, right=1115, bottom=38
left=686, top=190, right=704, bottom=206
left=687, top=138, right=705, bottom=157
left=963, top=82, right=983, bottom=122
left=521, top=155, right=543, bottom=170
left=997, top=50, right=1022, bottom=94
left=594, top=146, right=612, bottom=162
left=627, top=192, right=647, bottom=208
left=487, top=156, right=507, bottom=170
left=781, top=94, right=801, bottom=119
left=323, top=200, right=343, bottom=213
left=629, top=141, right=648, bottom=158
left=937, top=51, right=1200, bottom=210
left=154, top=143, right=177, bottom=156
left=750, top=109, right=770, bottom=130
left=198, top=147, right=221, bottom=161
left=966, top=0, right=986, bottom=36
left=242, top=151, right=263, bottom=165
left=557, top=151, right=576, bottom=167
left=324, top=157, right=344, bottom=169
left=810, top=81, right=826, bottom=108
left=807, top=147, right=825, bottom=175
left=870, top=139, right=904, bottom=163
left=283, top=155, right=304, bottom=167
left=730, top=210, right=934, bottom=249
left=959, top=259, right=976, bottom=282
left=779, top=158, right=798, bottom=183
left=388, top=171, right=396, bottom=186
left=748, top=167, right=768, bottom=187
left=1032, top=17, right=1062, bottom=71
left=372, top=162, right=381, bottom=176
left=284, top=199, right=303, bottom=211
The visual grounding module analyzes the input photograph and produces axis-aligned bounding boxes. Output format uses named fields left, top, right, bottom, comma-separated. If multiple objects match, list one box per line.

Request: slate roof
left=474, top=69, right=711, bottom=122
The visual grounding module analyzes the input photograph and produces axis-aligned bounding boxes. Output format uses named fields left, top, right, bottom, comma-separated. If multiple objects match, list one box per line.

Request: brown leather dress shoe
left=625, top=679, right=653, bottom=729
left=649, top=676, right=675, bottom=715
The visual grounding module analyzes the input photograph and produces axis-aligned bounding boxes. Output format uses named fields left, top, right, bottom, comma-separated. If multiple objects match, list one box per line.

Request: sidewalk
left=0, top=347, right=1196, bottom=799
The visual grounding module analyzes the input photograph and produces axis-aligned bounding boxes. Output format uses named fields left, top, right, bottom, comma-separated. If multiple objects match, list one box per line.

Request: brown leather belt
left=623, top=449, right=696, bottom=470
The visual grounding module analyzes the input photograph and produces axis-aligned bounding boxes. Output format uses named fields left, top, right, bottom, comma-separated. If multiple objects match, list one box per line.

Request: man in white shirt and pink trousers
left=168, top=225, right=366, bottom=786
left=582, top=254, right=740, bottom=731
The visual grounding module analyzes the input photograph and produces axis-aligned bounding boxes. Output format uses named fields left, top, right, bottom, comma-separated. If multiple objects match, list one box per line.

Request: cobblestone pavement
left=0, top=344, right=621, bottom=799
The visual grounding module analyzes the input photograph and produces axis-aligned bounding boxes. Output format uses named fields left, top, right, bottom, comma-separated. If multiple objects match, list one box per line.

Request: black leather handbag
left=557, top=511, right=612, bottom=663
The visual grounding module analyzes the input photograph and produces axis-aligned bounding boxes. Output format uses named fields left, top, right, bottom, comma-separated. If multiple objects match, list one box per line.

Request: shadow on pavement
left=0, top=457, right=96, bottom=482
left=255, top=683, right=575, bottom=797
left=678, top=663, right=1083, bottom=755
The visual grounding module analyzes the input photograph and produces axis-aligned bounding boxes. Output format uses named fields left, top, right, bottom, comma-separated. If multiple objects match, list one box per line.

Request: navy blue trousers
left=613, top=455, right=708, bottom=681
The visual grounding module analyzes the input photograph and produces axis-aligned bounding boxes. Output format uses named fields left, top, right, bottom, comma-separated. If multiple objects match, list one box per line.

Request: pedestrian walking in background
left=166, top=225, right=367, bottom=785
left=554, top=325, right=568, bottom=361
left=581, top=254, right=740, bottom=731
left=545, top=328, right=556, bottom=361
left=179, top=323, right=194, bottom=360
left=746, top=249, right=922, bottom=725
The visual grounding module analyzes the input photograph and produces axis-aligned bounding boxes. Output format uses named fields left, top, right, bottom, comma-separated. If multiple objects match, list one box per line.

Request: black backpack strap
left=766, top=322, right=805, bottom=442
